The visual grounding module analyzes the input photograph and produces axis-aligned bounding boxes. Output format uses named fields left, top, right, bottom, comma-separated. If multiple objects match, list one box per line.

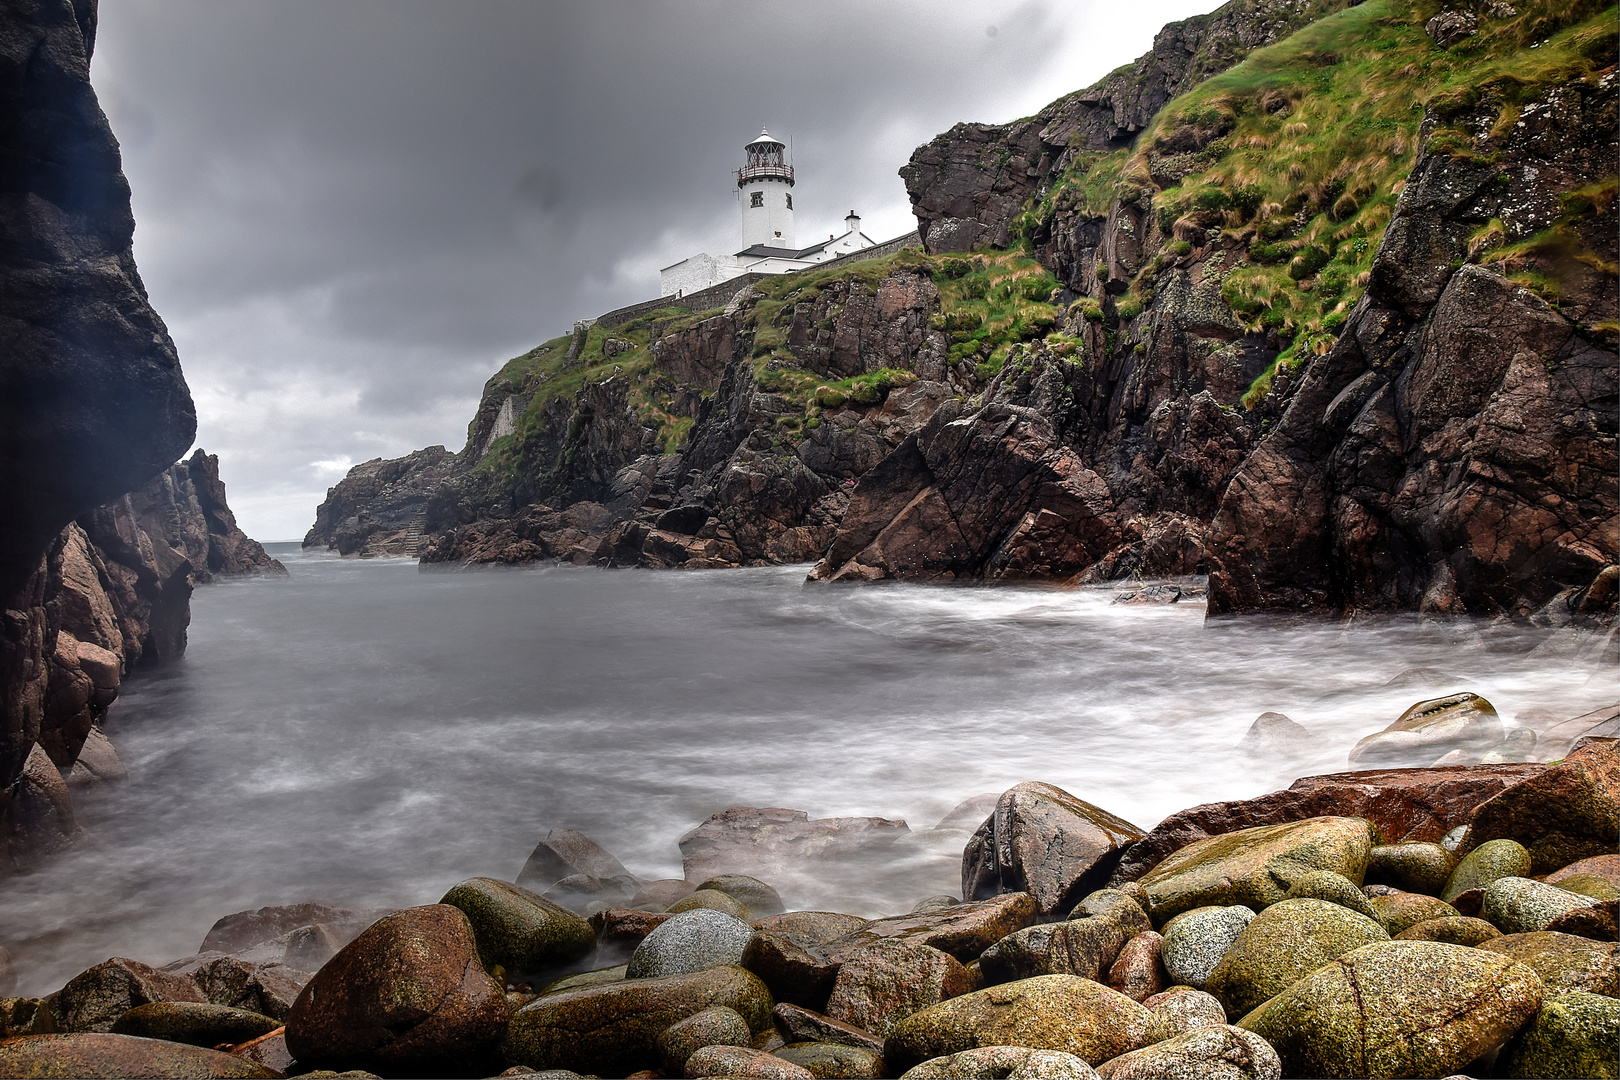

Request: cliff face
left=310, top=0, right=1615, bottom=625
left=3, top=451, right=283, bottom=871
left=0, top=0, right=196, bottom=600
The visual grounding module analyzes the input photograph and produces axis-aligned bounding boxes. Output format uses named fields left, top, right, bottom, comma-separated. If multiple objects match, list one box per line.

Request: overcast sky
left=93, top=0, right=1216, bottom=541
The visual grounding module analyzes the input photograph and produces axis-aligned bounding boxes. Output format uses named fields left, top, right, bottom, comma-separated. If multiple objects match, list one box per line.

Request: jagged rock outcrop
left=0, top=0, right=196, bottom=601
left=3, top=452, right=281, bottom=872
left=900, top=0, right=1350, bottom=254
left=1203, top=75, right=1619, bottom=615
left=304, top=446, right=457, bottom=557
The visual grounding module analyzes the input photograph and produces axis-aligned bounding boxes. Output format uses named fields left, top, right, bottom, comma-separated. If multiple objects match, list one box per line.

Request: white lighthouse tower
left=658, top=127, right=878, bottom=297
left=738, top=129, right=795, bottom=249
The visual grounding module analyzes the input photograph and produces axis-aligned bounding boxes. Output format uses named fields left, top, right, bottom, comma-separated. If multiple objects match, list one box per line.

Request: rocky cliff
left=0, top=0, right=196, bottom=600
left=3, top=451, right=284, bottom=871
left=309, top=0, right=1616, bottom=624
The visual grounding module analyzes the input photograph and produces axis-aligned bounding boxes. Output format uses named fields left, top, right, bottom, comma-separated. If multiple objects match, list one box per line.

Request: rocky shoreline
left=0, top=696, right=1613, bottom=1080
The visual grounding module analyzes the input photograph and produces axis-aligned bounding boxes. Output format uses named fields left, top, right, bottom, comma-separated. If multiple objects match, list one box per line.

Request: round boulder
left=697, top=875, right=786, bottom=919
left=1143, top=988, right=1227, bottom=1043
left=898, top=1045, right=1099, bottom=1078
left=775, top=1041, right=887, bottom=1079
left=1441, top=837, right=1531, bottom=903
left=1392, top=916, right=1501, bottom=946
left=0, top=1032, right=279, bottom=1078
left=1495, top=991, right=1619, bottom=1080
left=1477, top=931, right=1619, bottom=997
left=439, top=877, right=596, bottom=974
left=629, top=908, right=755, bottom=979
left=109, top=1001, right=280, bottom=1047
left=283, top=904, right=509, bottom=1075
left=1366, top=891, right=1459, bottom=936
left=1237, top=940, right=1543, bottom=1078
left=682, top=1044, right=814, bottom=1079
left=885, top=974, right=1153, bottom=1073
left=1205, top=898, right=1389, bottom=1020
left=1281, top=870, right=1380, bottom=921
left=1093, top=1024, right=1280, bottom=1080
left=35, top=957, right=206, bottom=1033
left=1105, top=931, right=1167, bottom=1003
left=668, top=889, right=755, bottom=921
left=1365, top=842, right=1455, bottom=895
left=1160, top=906, right=1255, bottom=990
left=1481, top=876, right=1599, bottom=934
left=656, top=1003, right=753, bottom=1074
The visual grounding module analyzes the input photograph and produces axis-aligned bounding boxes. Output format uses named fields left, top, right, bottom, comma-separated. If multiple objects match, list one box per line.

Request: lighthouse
left=658, top=127, right=878, bottom=297
left=738, top=129, right=795, bottom=249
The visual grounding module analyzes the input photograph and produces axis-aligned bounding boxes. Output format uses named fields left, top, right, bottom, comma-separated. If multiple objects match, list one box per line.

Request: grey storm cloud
left=91, top=0, right=1215, bottom=540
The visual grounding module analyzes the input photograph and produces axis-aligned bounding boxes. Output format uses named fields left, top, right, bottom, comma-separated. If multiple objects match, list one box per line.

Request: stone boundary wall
left=594, top=231, right=922, bottom=330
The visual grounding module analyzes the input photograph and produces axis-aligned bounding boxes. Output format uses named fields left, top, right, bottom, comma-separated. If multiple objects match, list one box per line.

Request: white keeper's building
left=660, top=129, right=876, bottom=298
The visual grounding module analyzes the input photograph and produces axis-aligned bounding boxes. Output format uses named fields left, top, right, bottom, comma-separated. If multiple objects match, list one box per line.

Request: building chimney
left=845, top=210, right=861, bottom=234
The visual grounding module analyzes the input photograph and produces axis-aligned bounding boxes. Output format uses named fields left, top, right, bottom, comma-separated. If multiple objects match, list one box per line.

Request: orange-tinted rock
left=1106, top=931, right=1169, bottom=1002
left=683, top=1044, right=814, bottom=1079
left=1111, top=763, right=1543, bottom=885
left=1547, top=853, right=1620, bottom=889
left=283, top=904, right=508, bottom=1075
left=962, top=783, right=1145, bottom=920
left=590, top=907, right=674, bottom=959
left=1464, top=741, right=1620, bottom=874
left=1546, top=899, right=1619, bottom=941
left=824, top=940, right=972, bottom=1038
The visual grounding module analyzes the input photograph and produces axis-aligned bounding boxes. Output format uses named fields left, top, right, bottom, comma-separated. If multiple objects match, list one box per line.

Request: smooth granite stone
left=1477, top=932, right=1619, bottom=998
left=1494, top=991, right=1620, bottom=1080
left=1481, top=876, right=1599, bottom=934
left=1441, top=838, right=1533, bottom=903
left=774, top=1041, right=886, bottom=1079
left=1137, top=817, right=1373, bottom=924
left=1237, top=940, right=1543, bottom=1079
left=439, top=877, right=595, bottom=974
left=1105, top=931, right=1168, bottom=1002
left=682, top=1044, right=814, bottom=1079
left=1367, top=892, right=1460, bottom=937
left=1392, top=916, right=1501, bottom=946
left=1365, top=842, right=1456, bottom=895
left=0, top=1032, right=279, bottom=1078
left=1348, top=694, right=1503, bottom=768
left=1094, top=1024, right=1281, bottom=1080
left=628, top=908, right=755, bottom=979
left=1280, top=870, right=1382, bottom=921
left=109, top=1001, right=280, bottom=1047
left=501, top=964, right=773, bottom=1077
left=1205, top=898, right=1389, bottom=1020
left=898, top=1046, right=1099, bottom=1079
left=539, top=965, right=626, bottom=996
left=1144, top=989, right=1228, bottom=1043
left=656, top=1004, right=754, bottom=1075
left=1160, top=907, right=1255, bottom=990
left=884, top=975, right=1153, bottom=1073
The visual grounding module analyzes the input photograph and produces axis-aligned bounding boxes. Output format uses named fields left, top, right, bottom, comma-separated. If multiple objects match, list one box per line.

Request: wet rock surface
left=0, top=1032, right=279, bottom=1079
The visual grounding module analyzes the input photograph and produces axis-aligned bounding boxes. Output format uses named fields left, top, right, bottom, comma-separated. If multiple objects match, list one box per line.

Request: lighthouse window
left=750, top=191, right=763, bottom=208
left=785, top=194, right=793, bottom=210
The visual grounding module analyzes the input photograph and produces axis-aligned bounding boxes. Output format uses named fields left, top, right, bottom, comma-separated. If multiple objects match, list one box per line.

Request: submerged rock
left=1348, top=694, right=1503, bottom=768
left=515, top=827, right=634, bottom=894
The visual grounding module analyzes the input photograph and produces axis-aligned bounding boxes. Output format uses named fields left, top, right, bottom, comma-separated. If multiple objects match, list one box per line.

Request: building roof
left=746, top=127, right=784, bottom=149
left=735, top=236, right=840, bottom=260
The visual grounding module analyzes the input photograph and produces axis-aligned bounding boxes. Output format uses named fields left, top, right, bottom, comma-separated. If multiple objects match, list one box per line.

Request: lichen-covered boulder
left=669, top=889, right=755, bottom=921
left=1094, top=1025, right=1280, bottom=1080
left=1143, top=989, right=1227, bottom=1043
left=501, top=963, right=772, bottom=1076
left=1477, top=932, right=1618, bottom=998
left=1136, top=817, right=1372, bottom=924
left=1347, top=694, right=1502, bottom=767
left=1365, top=842, right=1456, bottom=895
left=1206, top=898, right=1389, bottom=1019
left=1280, top=871, right=1381, bottom=921
left=683, top=1044, right=814, bottom=1078
left=439, top=877, right=595, bottom=974
left=1366, top=892, right=1460, bottom=936
left=1392, top=916, right=1500, bottom=946
left=1441, top=838, right=1533, bottom=903
left=109, top=1001, right=280, bottom=1047
left=885, top=975, right=1152, bottom=1073
left=1495, top=991, right=1619, bottom=1079
left=742, top=914, right=869, bottom=1011
left=656, top=1004, right=753, bottom=1074
left=697, top=876, right=787, bottom=919
left=283, top=905, right=509, bottom=1075
left=978, top=890, right=1150, bottom=984
left=0, top=1032, right=279, bottom=1078
left=1464, top=740, right=1620, bottom=873
left=898, top=1045, right=1099, bottom=1079
left=1482, top=876, right=1600, bottom=934
left=962, top=783, right=1145, bottom=920
left=629, top=908, right=755, bottom=979
left=775, top=1040, right=886, bottom=1079
left=1160, top=907, right=1255, bottom=989
left=824, top=940, right=971, bottom=1038
left=1237, top=940, right=1543, bottom=1078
